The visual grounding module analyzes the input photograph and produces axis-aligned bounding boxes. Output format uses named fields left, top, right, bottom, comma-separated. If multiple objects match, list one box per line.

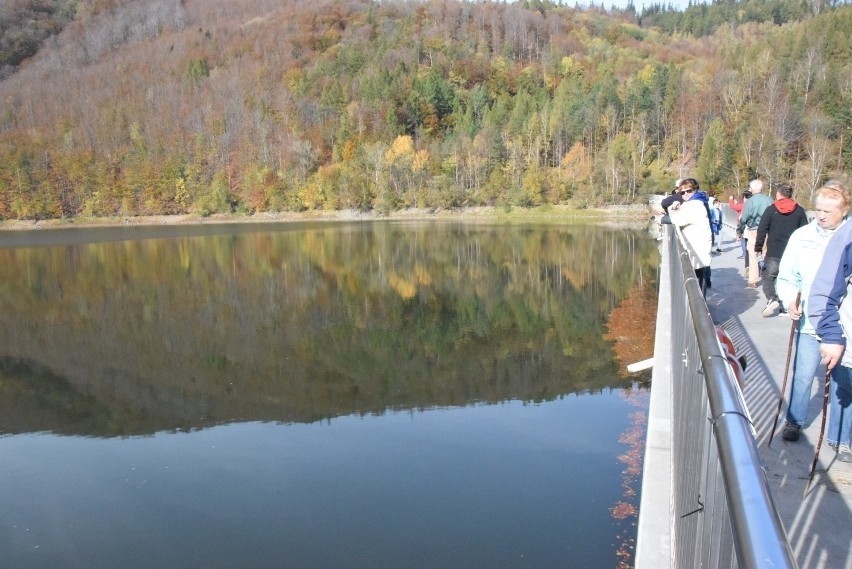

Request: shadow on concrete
left=706, top=267, right=762, bottom=324
left=708, top=226, right=852, bottom=569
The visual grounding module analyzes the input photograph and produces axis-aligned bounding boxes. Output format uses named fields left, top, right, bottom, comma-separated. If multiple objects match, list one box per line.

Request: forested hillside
left=0, top=0, right=849, bottom=220
left=0, top=0, right=74, bottom=76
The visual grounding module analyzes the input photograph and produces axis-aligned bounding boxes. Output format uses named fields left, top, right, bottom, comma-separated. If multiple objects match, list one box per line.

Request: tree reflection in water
left=0, top=221, right=659, bottom=437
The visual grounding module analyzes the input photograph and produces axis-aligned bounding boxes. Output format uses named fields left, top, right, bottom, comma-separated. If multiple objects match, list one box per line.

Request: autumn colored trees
left=0, top=224, right=657, bottom=432
left=0, top=0, right=849, bottom=220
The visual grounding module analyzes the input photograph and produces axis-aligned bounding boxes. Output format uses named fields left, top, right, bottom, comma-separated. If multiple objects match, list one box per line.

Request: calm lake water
left=0, top=220, right=658, bottom=569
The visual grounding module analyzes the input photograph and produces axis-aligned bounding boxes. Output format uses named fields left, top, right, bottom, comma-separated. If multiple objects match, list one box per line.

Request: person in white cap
left=738, top=179, right=772, bottom=287
left=659, top=178, right=684, bottom=214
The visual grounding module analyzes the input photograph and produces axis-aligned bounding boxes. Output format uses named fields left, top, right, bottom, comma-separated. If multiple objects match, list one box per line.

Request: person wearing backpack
left=663, top=178, right=713, bottom=295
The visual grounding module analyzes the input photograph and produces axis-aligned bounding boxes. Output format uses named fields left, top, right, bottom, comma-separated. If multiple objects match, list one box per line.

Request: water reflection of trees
left=0, top=222, right=659, bottom=436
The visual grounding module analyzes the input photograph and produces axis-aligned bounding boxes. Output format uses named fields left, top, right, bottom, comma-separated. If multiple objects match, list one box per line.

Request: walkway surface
left=707, top=224, right=852, bottom=569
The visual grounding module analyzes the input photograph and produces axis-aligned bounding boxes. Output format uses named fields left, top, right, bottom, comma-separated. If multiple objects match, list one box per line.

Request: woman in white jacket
left=775, top=182, right=850, bottom=442
left=665, top=178, right=712, bottom=294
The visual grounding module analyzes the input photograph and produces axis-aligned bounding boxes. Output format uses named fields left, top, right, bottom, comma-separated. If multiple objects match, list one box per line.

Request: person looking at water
left=776, top=181, right=849, bottom=443
left=659, top=178, right=684, bottom=214
left=753, top=184, right=808, bottom=317
left=807, top=179, right=852, bottom=462
left=739, top=179, right=772, bottom=288
left=663, top=178, right=712, bottom=294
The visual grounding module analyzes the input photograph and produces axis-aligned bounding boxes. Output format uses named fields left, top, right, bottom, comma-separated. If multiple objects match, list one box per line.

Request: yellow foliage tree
left=385, top=135, right=414, bottom=163
left=298, top=172, right=327, bottom=210
left=560, top=142, right=594, bottom=204
left=385, top=135, right=419, bottom=206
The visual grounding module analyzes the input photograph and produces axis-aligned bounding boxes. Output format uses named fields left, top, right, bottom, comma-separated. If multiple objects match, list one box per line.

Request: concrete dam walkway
left=707, top=225, right=852, bottom=569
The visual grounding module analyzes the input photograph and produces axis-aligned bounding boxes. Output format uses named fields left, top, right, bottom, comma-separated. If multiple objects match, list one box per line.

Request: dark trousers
left=695, top=266, right=710, bottom=296
left=763, top=257, right=780, bottom=302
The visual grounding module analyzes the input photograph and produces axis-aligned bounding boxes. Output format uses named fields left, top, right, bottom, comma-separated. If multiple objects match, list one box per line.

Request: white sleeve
left=776, top=232, right=802, bottom=309
left=668, top=202, right=702, bottom=227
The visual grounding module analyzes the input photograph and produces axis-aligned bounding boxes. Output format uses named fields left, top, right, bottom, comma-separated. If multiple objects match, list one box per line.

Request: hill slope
left=0, top=0, right=849, bottom=220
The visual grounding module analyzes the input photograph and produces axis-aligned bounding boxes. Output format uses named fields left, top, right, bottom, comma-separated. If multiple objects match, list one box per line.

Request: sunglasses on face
left=680, top=189, right=695, bottom=195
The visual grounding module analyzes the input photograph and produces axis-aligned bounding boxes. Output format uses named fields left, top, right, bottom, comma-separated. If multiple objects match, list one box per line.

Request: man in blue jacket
left=808, top=181, right=852, bottom=461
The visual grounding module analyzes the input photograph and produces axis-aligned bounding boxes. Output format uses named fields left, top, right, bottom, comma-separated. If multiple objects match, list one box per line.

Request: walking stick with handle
left=768, top=291, right=801, bottom=447
left=804, top=368, right=832, bottom=496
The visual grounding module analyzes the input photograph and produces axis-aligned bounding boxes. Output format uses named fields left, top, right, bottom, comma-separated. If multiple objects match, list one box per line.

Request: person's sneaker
left=762, top=299, right=780, bottom=317
left=781, top=423, right=801, bottom=442
left=837, top=445, right=852, bottom=462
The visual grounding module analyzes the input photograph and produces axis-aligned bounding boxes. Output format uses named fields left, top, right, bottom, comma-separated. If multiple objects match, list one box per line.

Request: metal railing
left=635, top=224, right=797, bottom=569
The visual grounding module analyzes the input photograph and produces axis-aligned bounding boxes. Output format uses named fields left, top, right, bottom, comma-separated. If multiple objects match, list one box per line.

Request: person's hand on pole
left=820, top=343, right=845, bottom=370
left=787, top=301, right=802, bottom=320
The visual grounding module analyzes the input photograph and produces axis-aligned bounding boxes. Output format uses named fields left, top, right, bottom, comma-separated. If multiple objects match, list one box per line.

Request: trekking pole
left=768, top=291, right=801, bottom=447
left=804, top=368, right=832, bottom=496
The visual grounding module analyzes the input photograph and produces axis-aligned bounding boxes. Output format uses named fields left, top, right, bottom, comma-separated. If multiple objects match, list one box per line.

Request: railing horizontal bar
left=637, top=224, right=796, bottom=569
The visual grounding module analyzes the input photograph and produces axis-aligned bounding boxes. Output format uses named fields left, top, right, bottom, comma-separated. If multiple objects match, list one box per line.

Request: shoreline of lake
left=0, top=204, right=652, bottom=232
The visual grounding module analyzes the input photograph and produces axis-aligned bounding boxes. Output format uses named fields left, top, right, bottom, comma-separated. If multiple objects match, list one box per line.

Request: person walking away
left=808, top=180, right=852, bottom=462
left=709, top=196, right=724, bottom=253
left=739, top=179, right=772, bottom=287
left=733, top=190, right=752, bottom=267
left=775, top=182, right=849, bottom=442
left=663, top=178, right=713, bottom=295
left=754, top=184, right=808, bottom=316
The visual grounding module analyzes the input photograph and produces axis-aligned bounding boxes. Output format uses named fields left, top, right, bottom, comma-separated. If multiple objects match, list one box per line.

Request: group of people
left=658, top=176, right=852, bottom=462
left=776, top=180, right=851, bottom=462
left=736, top=179, right=809, bottom=316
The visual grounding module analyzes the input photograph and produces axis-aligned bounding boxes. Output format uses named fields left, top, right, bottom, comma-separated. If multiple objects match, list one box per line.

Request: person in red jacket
left=754, top=184, right=809, bottom=316
left=728, top=193, right=745, bottom=217
left=729, top=190, right=751, bottom=266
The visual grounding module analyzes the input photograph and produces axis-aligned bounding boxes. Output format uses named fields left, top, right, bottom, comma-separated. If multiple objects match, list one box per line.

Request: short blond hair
left=814, top=179, right=851, bottom=209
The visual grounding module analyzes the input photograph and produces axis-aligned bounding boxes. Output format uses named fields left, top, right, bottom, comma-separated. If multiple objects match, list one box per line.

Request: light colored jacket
left=667, top=199, right=712, bottom=269
left=777, top=219, right=845, bottom=337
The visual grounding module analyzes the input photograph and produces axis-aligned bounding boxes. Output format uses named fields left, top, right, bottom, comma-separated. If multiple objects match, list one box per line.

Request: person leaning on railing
left=662, top=178, right=713, bottom=295
left=775, top=181, right=850, bottom=446
left=659, top=178, right=684, bottom=214
left=806, top=179, right=852, bottom=462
